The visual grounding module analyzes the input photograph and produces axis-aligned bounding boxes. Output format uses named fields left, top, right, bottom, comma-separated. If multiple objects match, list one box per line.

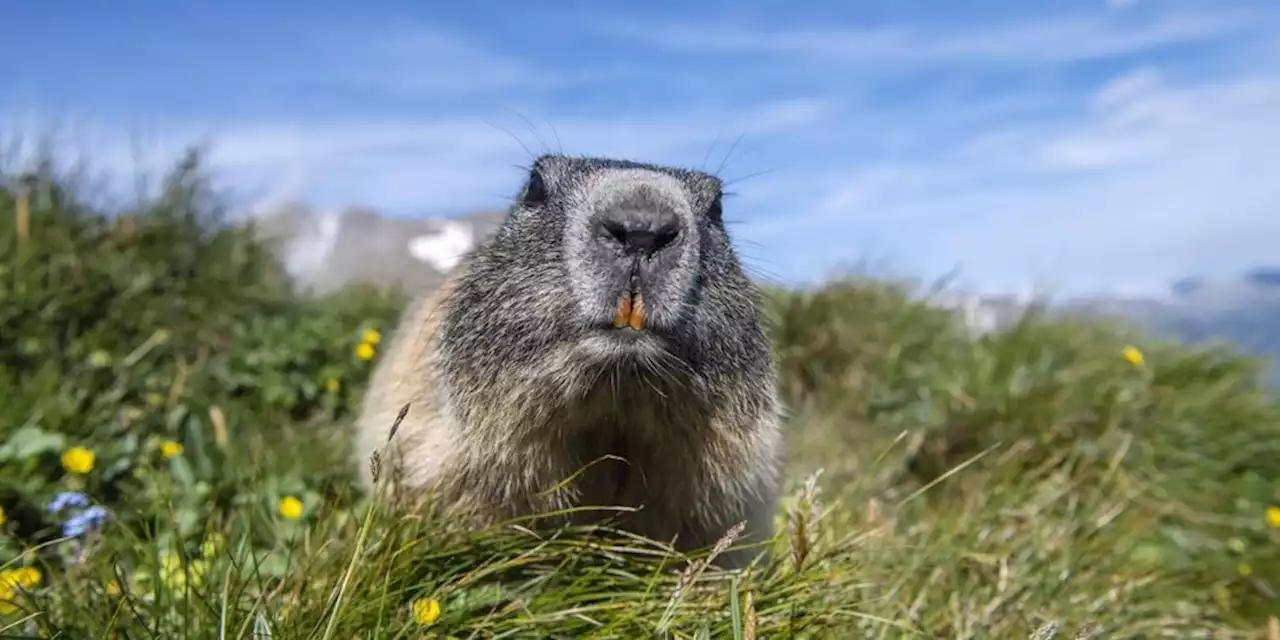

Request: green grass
left=1, top=148, right=1277, bottom=638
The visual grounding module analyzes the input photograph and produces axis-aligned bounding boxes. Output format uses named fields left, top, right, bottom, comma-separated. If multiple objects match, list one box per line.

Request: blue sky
left=4, top=0, right=1279, bottom=297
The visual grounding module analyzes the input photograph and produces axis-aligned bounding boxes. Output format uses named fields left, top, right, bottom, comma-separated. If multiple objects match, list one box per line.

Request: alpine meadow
left=1, top=148, right=1279, bottom=639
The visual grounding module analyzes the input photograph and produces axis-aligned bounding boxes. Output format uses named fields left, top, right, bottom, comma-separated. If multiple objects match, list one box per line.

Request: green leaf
left=0, top=425, right=67, bottom=461
left=169, top=454, right=197, bottom=489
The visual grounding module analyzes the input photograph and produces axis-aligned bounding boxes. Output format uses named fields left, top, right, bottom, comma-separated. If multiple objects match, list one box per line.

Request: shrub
left=0, top=149, right=402, bottom=582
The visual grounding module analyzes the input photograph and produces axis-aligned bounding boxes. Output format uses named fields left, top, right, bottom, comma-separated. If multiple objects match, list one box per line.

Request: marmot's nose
left=597, top=207, right=681, bottom=257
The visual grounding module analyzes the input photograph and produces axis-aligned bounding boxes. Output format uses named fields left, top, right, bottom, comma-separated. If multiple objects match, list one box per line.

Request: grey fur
left=352, top=154, right=784, bottom=569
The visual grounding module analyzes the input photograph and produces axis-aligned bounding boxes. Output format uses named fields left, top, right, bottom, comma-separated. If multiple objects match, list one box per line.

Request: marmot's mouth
left=612, top=291, right=646, bottom=331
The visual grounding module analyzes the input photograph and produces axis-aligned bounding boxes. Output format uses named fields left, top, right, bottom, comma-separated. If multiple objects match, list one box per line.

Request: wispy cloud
left=316, top=27, right=583, bottom=97
left=594, top=6, right=1265, bottom=68
left=741, top=66, right=1280, bottom=296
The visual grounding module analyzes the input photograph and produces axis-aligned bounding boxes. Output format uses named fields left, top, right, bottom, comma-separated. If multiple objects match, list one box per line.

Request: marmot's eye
left=521, top=170, right=548, bottom=208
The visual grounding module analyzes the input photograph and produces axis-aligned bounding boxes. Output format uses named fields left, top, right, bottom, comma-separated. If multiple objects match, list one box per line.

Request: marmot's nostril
left=652, top=223, right=678, bottom=252
left=602, top=218, right=629, bottom=246
left=598, top=208, right=680, bottom=256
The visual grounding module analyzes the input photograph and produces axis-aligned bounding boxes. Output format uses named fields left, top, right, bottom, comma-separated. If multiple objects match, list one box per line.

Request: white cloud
left=329, top=28, right=579, bottom=95
left=745, top=66, right=1280, bottom=296
left=597, top=8, right=1261, bottom=68
left=1093, top=67, right=1164, bottom=109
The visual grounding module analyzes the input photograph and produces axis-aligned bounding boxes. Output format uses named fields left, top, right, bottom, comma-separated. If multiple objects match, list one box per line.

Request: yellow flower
left=1237, top=562, right=1253, bottom=576
left=1212, top=584, right=1232, bottom=611
left=157, top=551, right=208, bottom=590
left=1227, top=537, right=1247, bottom=554
left=0, top=567, right=40, bottom=591
left=355, top=342, right=376, bottom=361
left=156, top=550, right=207, bottom=589
left=158, top=550, right=181, bottom=575
left=1267, top=505, right=1280, bottom=528
left=106, top=579, right=121, bottom=596
left=160, top=440, right=184, bottom=459
left=325, top=377, right=341, bottom=393
left=1121, top=345, right=1144, bottom=367
left=0, top=505, right=6, bottom=527
left=201, top=532, right=226, bottom=557
left=410, top=596, right=441, bottom=625
left=86, top=349, right=112, bottom=368
left=61, top=446, right=95, bottom=474
left=278, top=496, right=304, bottom=520
left=362, top=328, right=382, bottom=345
left=0, top=567, right=41, bottom=612
left=188, top=559, right=209, bottom=585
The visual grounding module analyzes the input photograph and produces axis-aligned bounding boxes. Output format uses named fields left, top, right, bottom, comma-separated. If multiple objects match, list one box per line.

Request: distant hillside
left=958, top=269, right=1280, bottom=384
left=248, top=202, right=506, bottom=295
left=1112, top=272, right=1280, bottom=383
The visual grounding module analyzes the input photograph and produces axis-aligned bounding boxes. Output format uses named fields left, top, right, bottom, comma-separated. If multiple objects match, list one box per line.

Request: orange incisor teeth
left=613, top=293, right=646, bottom=330
left=628, top=294, right=645, bottom=331
left=613, top=294, right=632, bottom=328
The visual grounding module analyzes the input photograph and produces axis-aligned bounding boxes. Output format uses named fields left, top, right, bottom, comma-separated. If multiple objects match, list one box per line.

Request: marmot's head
left=439, top=154, right=771, bottom=413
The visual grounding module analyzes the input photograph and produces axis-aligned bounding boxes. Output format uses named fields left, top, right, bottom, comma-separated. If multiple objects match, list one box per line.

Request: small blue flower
left=47, top=491, right=91, bottom=514
left=62, top=505, right=108, bottom=538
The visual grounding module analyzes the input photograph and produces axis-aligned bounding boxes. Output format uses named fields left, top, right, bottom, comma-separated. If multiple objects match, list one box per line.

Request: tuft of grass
left=0, top=144, right=1276, bottom=637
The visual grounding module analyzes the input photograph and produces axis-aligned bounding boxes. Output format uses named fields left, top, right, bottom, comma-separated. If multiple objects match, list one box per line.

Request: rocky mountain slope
left=248, top=202, right=506, bottom=295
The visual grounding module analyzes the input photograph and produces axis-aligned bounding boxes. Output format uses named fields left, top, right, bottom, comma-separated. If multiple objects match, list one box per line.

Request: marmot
left=353, top=154, right=784, bottom=569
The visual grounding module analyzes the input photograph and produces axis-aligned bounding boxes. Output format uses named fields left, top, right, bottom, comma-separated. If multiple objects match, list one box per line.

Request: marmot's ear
left=520, top=155, right=570, bottom=208
left=687, top=172, right=725, bottom=222
left=707, top=192, right=724, bottom=222
left=520, top=168, right=549, bottom=207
